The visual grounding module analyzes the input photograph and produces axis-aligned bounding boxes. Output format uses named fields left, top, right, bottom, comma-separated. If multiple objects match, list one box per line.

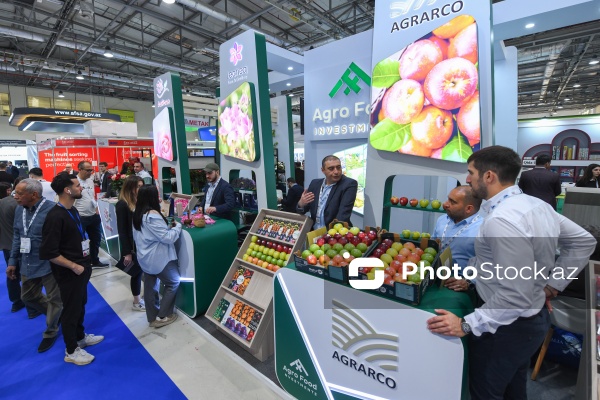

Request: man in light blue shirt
left=433, top=185, right=482, bottom=289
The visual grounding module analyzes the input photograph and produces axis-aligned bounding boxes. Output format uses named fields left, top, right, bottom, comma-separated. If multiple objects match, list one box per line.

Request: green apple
left=326, top=249, right=338, bottom=258
left=322, top=244, right=332, bottom=252
left=273, top=251, right=280, bottom=259
left=251, top=235, right=258, bottom=243
left=328, top=228, right=337, bottom=236
left=351, top=248, right=362, bottom=258
left=350, top=227, right=360, bottom=235
left=301, top=250, right=312, bottom=259
left=334, top=223, right=344, bottom=232
left=411, top=231, right=421, bottom=240
left=309, top=244, right=320, bottom=253
left=313, top=249, right=324, bottom=258
left=419, top=199, right=429, bottom=208
left=268, top=249, right=275, bottom=256
left=242, top=254, right=249, bottom=261
left=332, top=243, right=344, bottom=252
left=408, top=273, right=421, bottom=283
left=344, top=243, right=355, bottom=252
left=266, top=256, right=273, bottom=263
left=402, top=229, right=411, bottom=239
left=339, top=227, right=349, bottom=236
left=421, top=253, right=435, bottom=263
left=424, top=247, right=437, bottom=255
left=380, top=254, right=393, bottom=265
left=431, top=200, right=442, bottom=209
left=356, top=243, right=368, bottom=253
left=251, top=251, right=257, bottom=258
left=279, top=252, right=287, bottom=260
left=258, top=245, right=265, bottom=253
left=391, top=242, right=403, bottom=252
left=386, top=248, right=398, bottom=258
left=245, top=248, right=253, bottom=255
left=421, top=232, right=431, bottom=239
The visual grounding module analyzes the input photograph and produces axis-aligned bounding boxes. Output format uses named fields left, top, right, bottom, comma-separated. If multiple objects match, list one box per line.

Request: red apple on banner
left=410, top=106, right=454, bottom=149
left=382, top=79, right=425, bottom=124
left=424, top=58, right=478, bottom=111
left=399, top=40, right=443, bottom=81
left=448, top=23, right=478, bottom=64
left=428, top=36, right=449, bottom=59
left=399, top=139, right=432, bottom=157
left=457, top=91, right=481, bottom=146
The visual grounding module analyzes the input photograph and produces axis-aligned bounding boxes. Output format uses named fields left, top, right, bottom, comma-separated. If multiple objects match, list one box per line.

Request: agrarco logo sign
left=329, top=62, right=371, bottom=98
left=282, top=359, right=318, bottom=396
left=155, top=78, right=171, bottom=108
left=331, top=300, right=398, bottom=389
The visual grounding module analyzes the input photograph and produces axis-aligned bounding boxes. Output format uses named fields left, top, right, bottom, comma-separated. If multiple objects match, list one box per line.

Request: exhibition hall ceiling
left=0, top=0, right=595, bottom=118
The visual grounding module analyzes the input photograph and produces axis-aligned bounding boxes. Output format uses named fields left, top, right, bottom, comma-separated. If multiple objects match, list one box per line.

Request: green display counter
left=274, top=265, right=474, bottom=400
left=174, top=217, right=238, bottom=318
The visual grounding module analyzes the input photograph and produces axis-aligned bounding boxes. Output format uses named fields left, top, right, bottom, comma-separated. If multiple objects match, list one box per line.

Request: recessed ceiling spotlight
left=525, top=23, right=535, bottom=29
left=287, top=66, right=293, bottom=71
left=286, top=83, right=291, bottom=86
left=76, top=69, right=84, bottom=80
left=58, top=90, right=65, bottom=98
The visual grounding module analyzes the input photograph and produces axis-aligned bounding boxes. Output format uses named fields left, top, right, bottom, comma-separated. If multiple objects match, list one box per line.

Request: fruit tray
left=293, top=253, right=350, bottom=284
left=357, top=233, right=441, bottom=305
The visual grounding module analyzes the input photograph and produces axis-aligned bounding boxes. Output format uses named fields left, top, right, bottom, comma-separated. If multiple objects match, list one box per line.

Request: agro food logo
left=155, top=78, right=169, bottom=99
left=229, top=42, right=243, bottom=66
left=282, top=358, right=318, bottom=396
left=331, top=299, right=398, bottom=389
left=329, top=62, right=371, bottom=98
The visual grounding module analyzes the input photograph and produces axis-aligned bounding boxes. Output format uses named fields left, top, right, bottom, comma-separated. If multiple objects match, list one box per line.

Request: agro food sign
left=370, top=0, right=490, bottom=162
left=274, top=268, right=464, bottom=399
left=153, top=107, right=177, bottom=162
left=305, top=31, right=373, bottom=142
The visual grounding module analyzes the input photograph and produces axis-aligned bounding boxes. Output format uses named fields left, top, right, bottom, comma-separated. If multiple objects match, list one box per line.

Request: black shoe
left=11, top=302, right=25, bottom=313
left=91, top=261, right=109, bottom=268
left=38, top=336, right=58, bottom=353
left=28, top=310, right=42, bottom=319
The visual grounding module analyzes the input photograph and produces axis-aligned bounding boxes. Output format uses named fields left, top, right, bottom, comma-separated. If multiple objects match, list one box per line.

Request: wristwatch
left=465, top=279, right=475, bottom=291
left=460, top=319, right=472, bottom=335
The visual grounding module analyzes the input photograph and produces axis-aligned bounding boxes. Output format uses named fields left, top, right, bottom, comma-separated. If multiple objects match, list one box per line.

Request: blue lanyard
left=57, top=203, right=88, bottom=241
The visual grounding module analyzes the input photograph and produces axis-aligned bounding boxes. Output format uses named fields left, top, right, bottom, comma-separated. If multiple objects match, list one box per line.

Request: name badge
left=20, top=238, right=31, bottom=254
left=82, top=240, right=90, bottom=257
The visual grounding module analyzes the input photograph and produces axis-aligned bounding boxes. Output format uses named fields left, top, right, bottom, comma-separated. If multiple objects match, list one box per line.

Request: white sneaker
left=150, top=314, right=178, bottom=328
left=132, top=300, right=146, bottom=312
left=64, top=347, right=95, bottom=365
left=77, top=333, right=104, bottom=349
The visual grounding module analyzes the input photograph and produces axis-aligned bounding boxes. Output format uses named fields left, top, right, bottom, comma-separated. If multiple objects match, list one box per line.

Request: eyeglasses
left=84, top=169, right=94, bottom=172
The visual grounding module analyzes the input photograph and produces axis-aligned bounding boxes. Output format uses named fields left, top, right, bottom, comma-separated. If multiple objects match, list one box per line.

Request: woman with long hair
left=576, top=163, right=600, bottom=188
left=116, top=175, right=145, bottom=311
left=120, top=162, right=131, bottom=175
left=132, top=185, right=181, bottom=328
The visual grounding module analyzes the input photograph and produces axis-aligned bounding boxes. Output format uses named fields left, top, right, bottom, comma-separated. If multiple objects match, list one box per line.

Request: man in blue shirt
left=433, top=185, right=482, bottom=291
left=7, top=179, right=62, bottom=353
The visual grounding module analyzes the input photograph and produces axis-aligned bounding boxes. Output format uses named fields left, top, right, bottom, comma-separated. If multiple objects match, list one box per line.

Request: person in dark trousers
left=0, top=182, right=37, bottom=317
left=200, top=163, right=235, bottom=220
left=280, top=177, right=304, bottom=213
left=518, top=154, right=562, bottom=209
left=575, top=163, right=600, bottom=188
left=298, top=155, right=358, bottom=229
left=96, top=161, right=114, bottom=196
left=40, top=173, right=104, bottom=366
left=0, top=162, right=15, bottom=186
left=7, top=161, right=19, bottom=179
left=427, top=146, right=596, bottom=400
left=7, top=179, right=62, bottom=352
left=115, top=175, right=145, bottom=311
left=74, top=161, right=108, bottom=268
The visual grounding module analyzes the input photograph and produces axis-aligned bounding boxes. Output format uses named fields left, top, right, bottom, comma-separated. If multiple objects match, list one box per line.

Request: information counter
left=98, top=198, right=238, bottom=318
left=273, top=266, right=474, bottom=400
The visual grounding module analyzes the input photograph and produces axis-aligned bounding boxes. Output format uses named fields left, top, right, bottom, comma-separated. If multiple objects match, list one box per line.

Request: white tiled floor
left=90, top=263, right=292, bottom=400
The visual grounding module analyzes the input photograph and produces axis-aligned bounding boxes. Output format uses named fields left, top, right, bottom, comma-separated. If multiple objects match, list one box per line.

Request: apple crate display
left=293, top=222, right=380, bottom=284
left=206, top=209, right=312, bottom=361
left=389, top=195, right=444, bottom=213
left=357, top=232, right=441, bottom=305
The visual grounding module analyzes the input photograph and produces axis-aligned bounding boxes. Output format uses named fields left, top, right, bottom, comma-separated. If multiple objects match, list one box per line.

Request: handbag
left=115, top=252, right=143, bottom=277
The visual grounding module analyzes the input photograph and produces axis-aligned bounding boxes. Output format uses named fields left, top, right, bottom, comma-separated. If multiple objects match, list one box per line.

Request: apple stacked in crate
left=400, top=229, right=432, bottom=241
left=242, top=235, right=293, bottom=272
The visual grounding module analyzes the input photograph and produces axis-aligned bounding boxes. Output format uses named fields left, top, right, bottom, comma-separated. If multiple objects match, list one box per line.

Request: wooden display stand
left=206, top=209, right=312, bottom=361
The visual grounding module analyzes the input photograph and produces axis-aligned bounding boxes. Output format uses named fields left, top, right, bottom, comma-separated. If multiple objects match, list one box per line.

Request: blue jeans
left=80, top=214, right=103, bottom=264
left=143, top=260, right=180, bottom=323
left=469, top=308, right=551, bottom=400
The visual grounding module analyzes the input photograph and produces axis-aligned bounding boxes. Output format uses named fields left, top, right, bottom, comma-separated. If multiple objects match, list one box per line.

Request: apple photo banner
left=370, top=0, right=492, bottom=163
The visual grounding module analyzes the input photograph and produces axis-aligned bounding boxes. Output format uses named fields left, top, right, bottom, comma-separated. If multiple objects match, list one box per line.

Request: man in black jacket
left=280, top=177, right=303, bottom=213
left=200, top=163, right=235, bottom=220
left=518, top=154, right=562, bottom=210
left=298, top=155, right=358, bottom=229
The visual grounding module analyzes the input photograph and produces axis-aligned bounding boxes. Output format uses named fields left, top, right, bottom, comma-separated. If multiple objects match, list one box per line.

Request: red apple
left=316, top=239, right=325, bottom=247
left=384, top=277, right=395, bottom=286
left=319, top=255, right=331, bottom=266
left=328, top=238, right=338, bottom=246
left=385, top=266, right=397, bottom=276
left=411, top=106, right=454, bottom=150
left=399, top=40, right=443, bottom=81
left=373, top=249, right=384, bottom=258
left=368, top=231, right=377, bottom=240
left=350, top=237, right=361, bottom=246
left=409, top=198, right=419, bottom=207
left=307, top=255, right=317, bottom=265
left=383, top=239, right=393, bottom=246
left=399, top=197, right=408, bottom=206
left=346, top=232, right=354, bottom=239
left=424, top=58, right=478, bottom=111
left=428, top=35, right=449, bottom=59
left=394, top=273, right=406, bottom=283
left=362, top=237, right=373, bottom=246
left=338, top=237, right=348, bottom=245
left=448, top=23, right=477, bottom=64
left=390, top=196, right=400, bottom=205
left=457, top=91, right=480, bottom=146
left=382, top=79, right=424, bottom=124
left=334, top=233, right=342, bottom=240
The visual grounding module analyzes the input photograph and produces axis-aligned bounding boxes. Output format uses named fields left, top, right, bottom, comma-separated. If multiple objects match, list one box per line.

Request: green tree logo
left=329, top=62, right=371, bottom=98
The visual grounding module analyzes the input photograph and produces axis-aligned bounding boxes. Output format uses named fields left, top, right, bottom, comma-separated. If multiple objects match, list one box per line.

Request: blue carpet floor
left=0, top=253, right=186, bottom=400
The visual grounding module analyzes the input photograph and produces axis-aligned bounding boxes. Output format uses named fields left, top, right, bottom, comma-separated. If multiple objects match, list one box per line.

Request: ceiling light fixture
left=58, top=90, right=65, bottom=98
left=286, top=83, right=291, bottom=86
left=287, top=66, right=293, bottom=71
left=565, top=98, right=571, bottom=101
left=103, top=46, right=114, bottom=58
left=573, top=80, right=581, bottom=88
left=76, top=69, right=84, bottom=80
left=289, top=94, right=294, bottom=97
left=525, top=23, right=535, bottom=29
left=589, top=55, right=599, bottom=65
left=163, top=0, right=175, bottom=4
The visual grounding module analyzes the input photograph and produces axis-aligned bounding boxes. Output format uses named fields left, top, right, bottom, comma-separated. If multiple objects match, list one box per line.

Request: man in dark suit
left=298, top=155, right=358, bottom=229
left=200, top=163, right=235, bottom=220
left=518, top=154, right=562, bottom=210
left=280, top=177, right=303, bottom=213
left=96, top=162, right=114, bottom=196
left=7, top=162, right=19, bottom=179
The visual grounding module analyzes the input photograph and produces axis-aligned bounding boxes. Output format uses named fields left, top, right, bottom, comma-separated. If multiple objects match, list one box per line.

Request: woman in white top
left=132, top=185, right=182, bottom=328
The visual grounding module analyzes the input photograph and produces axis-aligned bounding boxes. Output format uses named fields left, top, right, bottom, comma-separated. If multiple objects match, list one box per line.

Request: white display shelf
left=550, top=160, right=594, bottom=167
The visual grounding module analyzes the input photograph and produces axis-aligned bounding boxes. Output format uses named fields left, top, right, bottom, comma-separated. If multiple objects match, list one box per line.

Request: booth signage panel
left=153, top=107, right=177, bottom=161
left=184, top=117, right=210, bottom=127
left=0, top=140, right=26, bottom=146
left=55, top=139, right=97, bottom=147
left=0, top=146, right=28, bottom=160
left=304, top=36, right=373, bottom=142
left=274, top=269, right=464, bottom=400
left=98, top=199, right=118, bottom=238
left=38, top=147, right=96, bottom=181
left=83, top=120, right=138, bottom=138
left=107, top=109, right=136, bottom=123
left=370, top=0, right=491, bottom=163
